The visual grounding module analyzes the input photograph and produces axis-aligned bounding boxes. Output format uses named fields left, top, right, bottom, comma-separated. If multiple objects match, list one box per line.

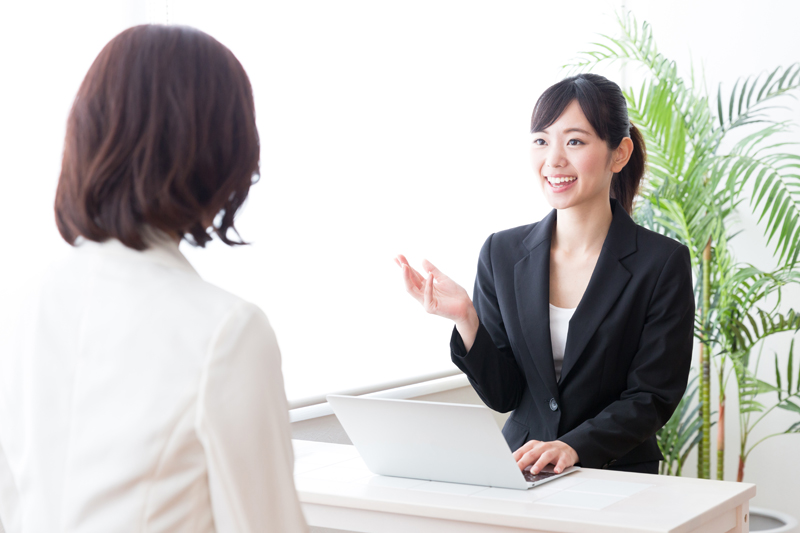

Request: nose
left=545, top=144, right=567, bottom=168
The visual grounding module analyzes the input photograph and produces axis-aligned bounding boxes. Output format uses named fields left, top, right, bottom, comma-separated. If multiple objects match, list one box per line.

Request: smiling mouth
left=545, top=176, right=577, bottom=188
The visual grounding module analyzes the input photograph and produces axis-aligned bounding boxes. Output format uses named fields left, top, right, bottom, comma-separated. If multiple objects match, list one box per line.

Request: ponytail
left=610, top=122, right=646, bottom=216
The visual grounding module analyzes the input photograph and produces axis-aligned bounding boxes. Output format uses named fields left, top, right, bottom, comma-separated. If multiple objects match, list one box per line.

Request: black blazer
left=450, top=199, right=695, bottom=470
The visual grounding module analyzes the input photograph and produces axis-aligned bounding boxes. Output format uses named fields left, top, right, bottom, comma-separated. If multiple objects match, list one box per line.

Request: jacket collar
left=521, top=199, right=637, bottom=257
left=75, top=228, right=199, bottom=276
left=514, top=199, right=637, bottom=398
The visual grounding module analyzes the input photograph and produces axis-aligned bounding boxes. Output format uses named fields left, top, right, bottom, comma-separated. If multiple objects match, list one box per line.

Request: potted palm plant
left=569, top=12, right=800, bottom=531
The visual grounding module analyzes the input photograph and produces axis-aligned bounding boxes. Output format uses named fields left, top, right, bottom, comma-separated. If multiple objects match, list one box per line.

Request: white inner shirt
left=549, top=303, right=577, bottom=382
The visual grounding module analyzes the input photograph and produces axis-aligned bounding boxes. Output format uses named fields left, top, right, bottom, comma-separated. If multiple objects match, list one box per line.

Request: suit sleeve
left=558, top=244, right=695, bottom=468
left=196, top=302, right=308, bottom=533
left=451, top=234, right=527, bottom=413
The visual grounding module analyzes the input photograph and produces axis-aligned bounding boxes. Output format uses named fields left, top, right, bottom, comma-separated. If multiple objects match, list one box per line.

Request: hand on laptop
left=513, top=439, right=579, bottom=475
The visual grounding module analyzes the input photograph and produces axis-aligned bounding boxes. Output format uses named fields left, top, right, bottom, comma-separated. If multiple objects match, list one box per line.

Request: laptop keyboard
left=523, top=470, right=559, bottom=483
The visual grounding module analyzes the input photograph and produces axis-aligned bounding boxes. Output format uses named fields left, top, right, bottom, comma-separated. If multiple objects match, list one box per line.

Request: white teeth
left=547, top=176, right=577, bottom=185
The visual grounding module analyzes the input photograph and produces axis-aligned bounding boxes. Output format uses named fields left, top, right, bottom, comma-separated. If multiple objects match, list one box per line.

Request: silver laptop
left=327, top=395, right=579, bottom=490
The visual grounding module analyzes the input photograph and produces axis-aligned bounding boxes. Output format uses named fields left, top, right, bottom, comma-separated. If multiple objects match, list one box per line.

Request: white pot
left=749, top=507, right=798, bottom=532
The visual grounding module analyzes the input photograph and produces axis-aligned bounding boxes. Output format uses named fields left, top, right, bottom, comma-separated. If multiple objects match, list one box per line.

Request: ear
left=610, top=137, right=634, bottom=173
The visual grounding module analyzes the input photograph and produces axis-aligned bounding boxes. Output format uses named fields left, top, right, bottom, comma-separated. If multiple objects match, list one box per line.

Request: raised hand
left=395, top=255, right=480, bottom=350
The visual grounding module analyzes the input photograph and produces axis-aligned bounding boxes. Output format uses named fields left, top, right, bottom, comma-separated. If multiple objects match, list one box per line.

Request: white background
left=1, top=0, right=624, bottom=402
left=1, top=0, right=799, bottom=523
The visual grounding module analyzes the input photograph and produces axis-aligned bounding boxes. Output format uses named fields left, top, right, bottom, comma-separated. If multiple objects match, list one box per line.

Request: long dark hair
left=55, top=25, right=260, bottom=250
left=530, top=73, right=645, bottom=215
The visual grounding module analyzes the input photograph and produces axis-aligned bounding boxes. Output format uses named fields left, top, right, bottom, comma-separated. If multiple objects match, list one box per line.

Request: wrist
left=453, top=303, right=480, bottom=354
left=454, top=302, right=478, bottom=332
left=557, top=440, right=580, bottom=463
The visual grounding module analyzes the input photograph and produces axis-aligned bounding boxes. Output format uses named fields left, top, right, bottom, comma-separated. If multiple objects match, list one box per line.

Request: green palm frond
left=721, top=265, right=800, bottom=311
left=717, top=264, right=800, bottom=354
left=719, top=63, right=800, bottom=131
left=725, top=308, right=800, bottom=354
left=715, top=123, right=800, bottom=266
left=626, top=80, right=689, bottom=183
left=734, top=360, right=772, bottom=414
left=568, top=12, right=719, bottom=148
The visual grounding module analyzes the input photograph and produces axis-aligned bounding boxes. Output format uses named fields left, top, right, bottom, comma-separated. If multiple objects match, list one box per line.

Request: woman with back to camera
left=397, top=73, right=695, bottom=476
left=0, top=25, right=307, bottom=532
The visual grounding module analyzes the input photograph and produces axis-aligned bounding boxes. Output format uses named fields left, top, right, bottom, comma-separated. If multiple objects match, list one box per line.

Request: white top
left=549, top=303, right=576, bottom=382
left=0, top=233, right=307, bottom=533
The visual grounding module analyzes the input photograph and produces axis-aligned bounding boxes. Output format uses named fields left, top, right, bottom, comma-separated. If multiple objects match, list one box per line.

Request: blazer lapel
left=559, top=200, right=637, bottom=383
left=514, top=209, right=559, bottom=401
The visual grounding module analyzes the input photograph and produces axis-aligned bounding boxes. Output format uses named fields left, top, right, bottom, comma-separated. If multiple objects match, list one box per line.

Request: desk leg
left=723, top=502, right=749, bottom=533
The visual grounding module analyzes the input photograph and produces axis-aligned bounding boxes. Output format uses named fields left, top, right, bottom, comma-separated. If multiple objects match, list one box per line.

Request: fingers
left=423, top=269, right=434, bottom=312
left=512, top=440, right=538, bottom=462
left=399, top=265, right=423, bottom=304
left=516, top=441, right=544, bottom=471
left=396, top=255, right=427, bottom=303
left=514, top=440, right=574, bottom=474
left=396, top=255, right=449, bottom=316
left=517, top=446, right=542, bottom=471
left=421, top=258, right=448, bottom=281
left=553, top=455, right=570, bottom=475
left=554, top=441, right=578, bottom=474
left=530, top=449, right=558, bottom=475
left=396, top=255, right=427, bottom=286
left=401, top=262, right=425, bottom=288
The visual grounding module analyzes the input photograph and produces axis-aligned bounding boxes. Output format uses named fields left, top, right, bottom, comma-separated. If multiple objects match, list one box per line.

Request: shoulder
left=626, top=223, right=693, bottom=291
left=478, top=220, right=543, bottom=262
left=491, top=221, right=540, bottom=246
left=66, top=238, right=272, bottom=348
left=632, top=223, right=688, bottom=262
left=169, top=279, right=274, bottom=358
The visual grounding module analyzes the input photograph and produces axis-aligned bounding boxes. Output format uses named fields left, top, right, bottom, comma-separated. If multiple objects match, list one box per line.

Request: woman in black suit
left=396, top=73, right=694, bottom=476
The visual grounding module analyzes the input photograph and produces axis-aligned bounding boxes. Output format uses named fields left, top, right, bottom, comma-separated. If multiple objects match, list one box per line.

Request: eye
left=532, top=138, right=546, bottom=146
left=567, top=139, right=584, bottom=146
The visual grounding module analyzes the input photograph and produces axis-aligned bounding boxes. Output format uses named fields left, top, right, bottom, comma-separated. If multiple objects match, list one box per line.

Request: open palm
left=395, top=255, right=472, bottom=323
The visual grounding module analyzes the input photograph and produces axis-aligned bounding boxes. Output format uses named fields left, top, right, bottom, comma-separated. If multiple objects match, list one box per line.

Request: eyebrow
left=537, top=127, right=593, bottom=135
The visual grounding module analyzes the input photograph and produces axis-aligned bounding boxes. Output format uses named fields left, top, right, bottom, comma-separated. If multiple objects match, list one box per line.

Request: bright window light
left=167, top=0, right=622, bottom=401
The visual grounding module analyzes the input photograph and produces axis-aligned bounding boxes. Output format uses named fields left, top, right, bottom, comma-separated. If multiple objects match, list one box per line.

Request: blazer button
left=549, top=398, right=558, bottom=411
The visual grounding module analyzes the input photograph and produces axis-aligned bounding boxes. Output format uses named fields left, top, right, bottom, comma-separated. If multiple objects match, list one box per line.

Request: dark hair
left=530, top=73, right=645, bottom=215
left=55, top=24, right=260, bottom=250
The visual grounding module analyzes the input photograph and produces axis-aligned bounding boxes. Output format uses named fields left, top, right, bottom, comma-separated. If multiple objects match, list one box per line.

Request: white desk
left=293, top=440, right=756, bottom=533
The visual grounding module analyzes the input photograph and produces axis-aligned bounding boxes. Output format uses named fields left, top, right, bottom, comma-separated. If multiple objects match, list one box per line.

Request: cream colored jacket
left=0, top=233, right=307, bottom=532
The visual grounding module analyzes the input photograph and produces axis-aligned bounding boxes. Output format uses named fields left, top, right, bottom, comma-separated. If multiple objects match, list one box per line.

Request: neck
left=552, top=197, right=614, bottom=254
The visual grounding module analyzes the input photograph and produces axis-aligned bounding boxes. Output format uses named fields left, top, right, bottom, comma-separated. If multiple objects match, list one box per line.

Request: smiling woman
left=531, top=73, right=645, bottom=216
left=397, top=73, right=694, bottom=476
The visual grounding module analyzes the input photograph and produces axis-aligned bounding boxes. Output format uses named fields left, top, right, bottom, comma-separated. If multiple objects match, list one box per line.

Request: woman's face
left=530, top=99, right=626, bottom=211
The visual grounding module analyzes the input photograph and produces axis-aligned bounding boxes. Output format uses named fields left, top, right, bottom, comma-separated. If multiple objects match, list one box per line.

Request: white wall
left=0, top=0, right=624, bottom=403
left=166, top=0, right=624, bottom=402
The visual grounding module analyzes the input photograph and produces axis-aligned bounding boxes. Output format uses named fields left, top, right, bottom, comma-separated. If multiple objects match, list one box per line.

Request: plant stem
left=740, top=430, right=790, bottom=482
left=717, top=390, right=725, bottom=480
left=699, top=237, right=712, bottom=479
left=717, top=351, right=727, bottom=480
left=737, top=455, right=744, bottom=482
